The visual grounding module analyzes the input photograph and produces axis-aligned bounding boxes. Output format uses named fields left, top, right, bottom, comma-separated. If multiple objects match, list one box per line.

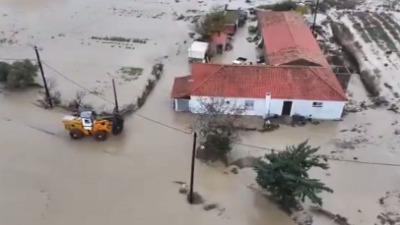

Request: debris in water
left=292, top=211, right=313, bottom=225
left=230, top=167, right=238, bottom=174
left=173, top=181, right=185, bottom=185
left=230, top=156, right=260, bottom=169
left=376, top=190, right=400, bottom=224
left=173, top=181, right=189, bottom=194
left=310, top=206, right=351, bottom=225
left=203, top=203, right=218, bottom=211
left=179, top=185, right=188, bottom=194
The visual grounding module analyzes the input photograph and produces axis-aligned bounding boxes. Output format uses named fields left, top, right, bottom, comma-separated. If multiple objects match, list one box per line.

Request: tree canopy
left=0, top=60, right=38, bottom=89
left=254, top=140, right=333, bottom=210
left=192, top=7, right=227, bottom=40
left=258, top=1, right=297, bottom=11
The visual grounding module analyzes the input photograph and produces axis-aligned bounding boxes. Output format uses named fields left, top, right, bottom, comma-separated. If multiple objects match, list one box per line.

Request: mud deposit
left=1, top=0, right=400, bottom=225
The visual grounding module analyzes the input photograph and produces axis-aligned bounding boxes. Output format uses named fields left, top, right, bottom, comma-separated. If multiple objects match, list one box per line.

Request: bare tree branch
left=191, top=97, right=245, bottom=164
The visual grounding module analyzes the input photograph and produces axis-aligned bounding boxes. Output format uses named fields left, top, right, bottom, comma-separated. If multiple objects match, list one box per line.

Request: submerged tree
left=192, top=6, right=226, bottom=40
left=0, top=59, right=38, bottom=89
left=254, top=140, right=333, bottom=210
left=0, top=62, right=10, bottom=82
left=192, top=98, right=244, bottom=164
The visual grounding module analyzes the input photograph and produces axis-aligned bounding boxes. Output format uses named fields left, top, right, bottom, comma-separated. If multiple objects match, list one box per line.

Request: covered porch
left=170, top=75, right=191, bottom=111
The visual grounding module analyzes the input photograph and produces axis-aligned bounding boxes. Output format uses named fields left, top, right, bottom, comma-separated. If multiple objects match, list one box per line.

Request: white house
left=171, top=63, right=347, bottom=120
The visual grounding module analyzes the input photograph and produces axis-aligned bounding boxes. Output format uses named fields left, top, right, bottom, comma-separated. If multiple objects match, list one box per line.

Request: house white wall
left=269, top=99, right=345, bottom=120
left=188, top=96, right=345, bottom=120
left=189, top=96, right=265, bottom=116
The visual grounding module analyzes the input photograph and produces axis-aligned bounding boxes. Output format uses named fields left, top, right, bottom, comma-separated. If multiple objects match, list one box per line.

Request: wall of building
left=188, top=96, right=345, bottom=120
left=189, top=96, right=265, bottom=116
left=268, top=99, right=345, bottom=120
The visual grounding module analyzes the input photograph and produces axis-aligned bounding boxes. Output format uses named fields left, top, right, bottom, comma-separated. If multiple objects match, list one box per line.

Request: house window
left=312, top=102, right=323, bottom=108
left=244, top=100, right=254, bottom=109
left=225, top=100, right=230, bottom=105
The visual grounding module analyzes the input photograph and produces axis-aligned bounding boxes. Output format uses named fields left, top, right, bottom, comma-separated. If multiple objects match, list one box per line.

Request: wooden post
left=112, top=78, right=119, bottom=113
left=312, top=0, right=320, bottom=35
left=188, top=132, right=197, bottom=204
left=34, top=46, right=52, bottom=108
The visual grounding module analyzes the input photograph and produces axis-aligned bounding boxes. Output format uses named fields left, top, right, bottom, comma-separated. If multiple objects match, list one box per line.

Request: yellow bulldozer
left=62, top=79, right=124, bottom=141
left=62, top=111, right=124, bottom=141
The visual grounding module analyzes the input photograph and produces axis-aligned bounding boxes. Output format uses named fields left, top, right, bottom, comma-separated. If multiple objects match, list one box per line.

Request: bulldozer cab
left=80, top=111, right=93, bottom=131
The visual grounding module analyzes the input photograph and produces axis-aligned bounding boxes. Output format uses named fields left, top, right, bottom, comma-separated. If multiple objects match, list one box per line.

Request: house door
left=281, top=101, right=293, bottom=116
left=216, top=44, right=223, bottom=54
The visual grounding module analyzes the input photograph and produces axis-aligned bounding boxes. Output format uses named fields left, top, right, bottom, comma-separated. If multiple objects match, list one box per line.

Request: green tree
left=258, top=1, right=297, bottom=11
left=0, top=62, right=10, bottom=82
left=192, top=7, right=226, bottom=40
left=5, top=59, right=38, bottom=89
left=254, top=140, right=332, bottom=210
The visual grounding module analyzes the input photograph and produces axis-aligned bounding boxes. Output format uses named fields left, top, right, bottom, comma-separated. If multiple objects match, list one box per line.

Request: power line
left=0, top=57, right=132, bottom=70
left=37, top=63, right=400, bottom=168
left=42, top=62, right=191, bottom=134
left=0, top=57, right=38, bottom=61
left=42, top=62, right=114, bottom=104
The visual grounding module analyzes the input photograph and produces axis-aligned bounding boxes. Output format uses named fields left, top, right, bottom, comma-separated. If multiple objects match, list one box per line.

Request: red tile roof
left=171, top=75, right=191, bottom=98
left=257, top=10, right=330, bottom=67
left=185, top=63, right=346, bottom=101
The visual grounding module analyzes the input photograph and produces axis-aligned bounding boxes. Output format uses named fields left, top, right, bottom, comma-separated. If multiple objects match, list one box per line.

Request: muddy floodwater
left=1, top=0, right=400, bottom=225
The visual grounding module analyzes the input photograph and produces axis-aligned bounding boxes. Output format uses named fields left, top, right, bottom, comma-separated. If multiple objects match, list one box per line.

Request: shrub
left=258, top=1, right=297, bottom=11
left=0, top=59, right=38, bottom=89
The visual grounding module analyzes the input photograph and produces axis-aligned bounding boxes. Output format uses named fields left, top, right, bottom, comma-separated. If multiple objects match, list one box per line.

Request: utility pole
left=188, top=132, right=197, bottom=204
left=34, top=46, right=53, bottom=108
left=112, top=78, right=119, bottom=113
left=312, top=0, right=320, bottom=35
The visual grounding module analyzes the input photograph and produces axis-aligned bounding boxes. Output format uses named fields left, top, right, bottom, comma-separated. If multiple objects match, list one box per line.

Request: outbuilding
left=188, top=41, right=210, bottom=63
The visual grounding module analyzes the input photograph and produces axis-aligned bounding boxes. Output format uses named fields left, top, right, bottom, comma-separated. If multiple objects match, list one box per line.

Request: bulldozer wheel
left=69, top=129, right=84, bottom=140
left=94, top=130, right=108, bottom=141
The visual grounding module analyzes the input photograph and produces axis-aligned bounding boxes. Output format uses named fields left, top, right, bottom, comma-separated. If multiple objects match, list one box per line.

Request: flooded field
left=1, top=0, right=400, bottom=225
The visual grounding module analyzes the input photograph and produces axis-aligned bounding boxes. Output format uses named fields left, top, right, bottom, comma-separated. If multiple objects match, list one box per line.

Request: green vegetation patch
left=119, top=67, right=143, bottom=81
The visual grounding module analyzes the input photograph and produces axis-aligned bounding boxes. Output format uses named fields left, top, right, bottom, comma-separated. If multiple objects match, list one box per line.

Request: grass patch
left=119, top=67, right=143, bottom=81
left=91, top=36, right=148, bottom=44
